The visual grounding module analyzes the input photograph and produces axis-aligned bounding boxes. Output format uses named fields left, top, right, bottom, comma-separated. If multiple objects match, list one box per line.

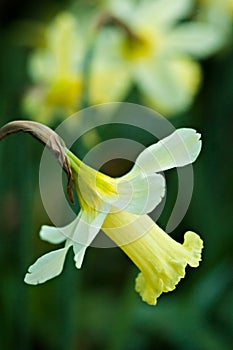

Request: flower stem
left=65, top=148, right=82, bottom=172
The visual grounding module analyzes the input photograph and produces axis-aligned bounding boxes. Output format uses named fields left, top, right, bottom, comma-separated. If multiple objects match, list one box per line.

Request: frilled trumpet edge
left=135, top=231, right=203, bottom=305
left=103, top=211, right=203, bottom=306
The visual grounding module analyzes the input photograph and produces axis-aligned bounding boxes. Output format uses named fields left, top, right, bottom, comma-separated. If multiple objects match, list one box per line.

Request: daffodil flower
left=21, top=126, right=203, bottom=305
left=95, top=0, right=225, bottom=115
left=23, top=12, right=130, bottom=123
left=23, top=13, right=83, bottom=123
left=23, top=12, right=97, bottom=122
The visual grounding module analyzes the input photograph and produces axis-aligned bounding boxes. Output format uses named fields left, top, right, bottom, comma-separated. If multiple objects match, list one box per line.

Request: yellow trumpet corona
left=103, top=211, right=203, bottom=305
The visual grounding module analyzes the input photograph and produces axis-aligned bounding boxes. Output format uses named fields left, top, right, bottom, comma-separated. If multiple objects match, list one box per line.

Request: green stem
left=65, top=148, right=82, bottom=172
left=80, top=33, right=97, bottom=109
left=65, top=148, right=100, bottom=177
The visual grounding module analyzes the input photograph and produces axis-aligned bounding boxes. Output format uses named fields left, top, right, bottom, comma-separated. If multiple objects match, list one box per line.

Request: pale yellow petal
left=136, top=57, right=201, bottom=116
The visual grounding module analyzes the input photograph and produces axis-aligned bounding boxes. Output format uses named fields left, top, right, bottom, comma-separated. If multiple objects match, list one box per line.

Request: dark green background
left=0, top=1, right=232, bottom=349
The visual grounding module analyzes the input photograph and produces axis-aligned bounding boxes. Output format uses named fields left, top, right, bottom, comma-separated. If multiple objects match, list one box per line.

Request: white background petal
left=107, top=0, right=193, bottom=29
left=135, top=58, right=201, bottom=116
left=136, top=0, right=193, bottom=29
left=166, top=23, right=224, bottom=58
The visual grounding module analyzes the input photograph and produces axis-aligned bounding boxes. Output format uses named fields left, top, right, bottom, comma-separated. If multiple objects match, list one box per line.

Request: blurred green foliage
left=0, top=1, right=232, bottom=349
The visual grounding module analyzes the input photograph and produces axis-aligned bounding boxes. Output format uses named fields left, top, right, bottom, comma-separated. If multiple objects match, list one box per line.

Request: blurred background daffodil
left=97, top=0, right=226, bottom=115
left=22, top=0, right=231, bottom=124
left=23, top=12, right=83, bottom=123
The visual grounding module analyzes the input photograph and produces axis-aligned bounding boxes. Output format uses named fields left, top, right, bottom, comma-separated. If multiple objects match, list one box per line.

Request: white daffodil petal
left=136, top=58, right=201, bottom=116
left=24, top=246, right=69, bottom=285
left=167, top=23, right=224, bottom=58
left=90, top=58, right=131, bottom=105
left=72, top=209, right=110, bottom=245
left=29, top=12, right=82, bottom=82
left=60, top=207, right=110, bottom=246
left=73, top=243, right=87, bottom=269
left=106, top=0, right=136, bottom=24
left=136, top=60, right=178, bottom=108
left=108, top=0, right=192, bottom=28
left=113, top=173, right=165, bottom=215
left=135, top=128, right=202, bottom=174
left=39, top=225, right=66, bottom=244
left=90, top=28, right=131, bottom=104
left=137, top=0, right=193, bottom=29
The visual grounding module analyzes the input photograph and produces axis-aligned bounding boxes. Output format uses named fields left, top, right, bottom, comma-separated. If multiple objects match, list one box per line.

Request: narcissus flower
left=95, top=0, right=224, bottom=115
left=10, top=124, right=202, bottom=305
left=23, top=13, right=83, bottom=123
left=23, top=12, right=130, bottom=124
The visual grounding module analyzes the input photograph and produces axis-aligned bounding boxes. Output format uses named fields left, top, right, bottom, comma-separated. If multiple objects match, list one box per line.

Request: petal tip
left=135, top=272, right=161, bottom=306
left=183, top=231, right=204, bottom=267
left=24, top=273, right=40, bottom=285
left=73, top=244, right=87, bottom=269
left=39, top=225, right=66, bottom=244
